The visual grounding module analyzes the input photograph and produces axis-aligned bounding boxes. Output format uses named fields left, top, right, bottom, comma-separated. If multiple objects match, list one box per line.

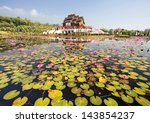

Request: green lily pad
left=67, top=82, right=76, bottom=88
left=48, top=89, right=63, bottom=99
left=56, top=85, right=66, bottom=90
left=99, top=76, right=107, bottom=83
left=129, top=72, right=139, bottom=76
left=133, top=87, right=146, bottom=95
left=22, top=83, right=34, bottom=91
left=77, top=76, right=86, bottom=82
left=125, top=90, right=138, bottom=97
left=120, top=84, right=131, bottom=90
left=135, top=96, right=150, bottom=106
left=96, top=82, right=105, bottom=88
left=80, top=84, right=90, bottom=90
left=137, top=82, right=149, bottom=88
left=33, top=83, right=43, bottom=89
left=42, top=81, right=54, bottom=90
left=67, top=74, right=75, bottom=79
left=104, top=98, right=118, bottom=106
left=51, top=98, right=73, bottom=106
left=111, top=81, right=120, bottom=85
left=121, top=95, right=134, bottom=104
left=84, top=89, right=94, bottom=96
left=51, top=97, right=63, bottom=106
left=90, top=96, right=102, bottom=105
left=3, top=90, right=20, bottom=100
left=106, top=85, right=116, bottom=91
left=138, top=75, right=148, bottom=81
left=34, top=97, right=50, bottom=106
left=0, top=83, right=8, bottom=89
left=143, top=72, right=150, bottom=76
left=75, top=97, right=88, bottom=106
left=71, top=87, right=82, bottom=95
left=112, top=91, right=120, bottom=97
left=12, top=97, right=28, bottom=106
left=110, top=73, right=117, bottom=77
left=129, top=75, right=138, bottom=79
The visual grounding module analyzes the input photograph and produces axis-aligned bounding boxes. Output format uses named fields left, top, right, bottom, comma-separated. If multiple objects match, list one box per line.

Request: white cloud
left=0, top=5, right=12, bottom=11
left=0, top=5, right=51, bottom=23
left=30, top=9, right=38, bottom=17
left=0, top=5, right=26, bottom=16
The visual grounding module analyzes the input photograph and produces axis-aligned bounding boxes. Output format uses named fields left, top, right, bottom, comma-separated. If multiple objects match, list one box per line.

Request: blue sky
left=0, top=0, right=150, bottom=30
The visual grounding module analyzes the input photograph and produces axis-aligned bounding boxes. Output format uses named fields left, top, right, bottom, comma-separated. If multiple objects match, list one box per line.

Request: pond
left=0, top=36, right=150, bottom=106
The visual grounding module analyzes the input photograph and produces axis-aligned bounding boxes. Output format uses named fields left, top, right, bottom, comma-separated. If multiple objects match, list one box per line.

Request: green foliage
left=0, top=16, right=56, bottom=34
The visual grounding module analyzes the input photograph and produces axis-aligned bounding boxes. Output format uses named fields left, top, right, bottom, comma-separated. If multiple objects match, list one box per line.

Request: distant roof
left=63, top=14, right=85, bottom=25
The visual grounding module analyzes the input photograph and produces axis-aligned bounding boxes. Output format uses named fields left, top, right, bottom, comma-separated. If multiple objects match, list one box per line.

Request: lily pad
left=12, top=97, right=28, bottom=106
left=99, top=76, right=107, bottom=83
left=138, top=76, right=148, bottom=81
left=51, top=98, right=73, bottom=106
left=110, top=73, right=117, bottom=77
left=84, top=89, right=94, bottom=96
left=80, top=84, right=90, bottom=90
left=33, top=83, right=43, bottom=89
left=133, top=87, right=146, bottom=95
left=104, top=98, right=118, bottom=106
left=121, top=95, right=134, bottom=104
left=71, top=87, right=82, bottom=95
left=42, top=81, right=54, bottom=90
left=129, top=75, right=138, bottom=79
left=96, top=82, right=105, bottom=88
left=0, top=83, right=8, bottom=89
left=34, top=97, right=50, bottom=106
left=22, top=83, right=34, bottom=91
left=129, top=72, right=139, bottom=76
left=111, top=81, right=120, bottom=85
left=90, top=96, right=102, bottom=105
left=3, top=90, right=20, bottom=100
left=75, top=97, right=88, bottom=106
left=143, top=72, right=150, bottom=76
left=120, top=84, right=131, bottom=90
left=67, top=82, right=76, bottom=88
left=125, top=90, right=138, bottom=97
left=77, top=76, right=86, bottom=82
left=48, top=90, right=63, bottom=99
left=137, top=82, right=149, bottom=88
left=112, top=91, right=120, bottom=97
left=106, top=85, right=116, bottom=91
left=135, top=96, right=150, bottom=106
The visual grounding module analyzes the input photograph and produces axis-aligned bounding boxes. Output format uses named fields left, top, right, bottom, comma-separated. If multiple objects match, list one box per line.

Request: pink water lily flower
left=37, top=64, right=44, bottom=69
left=122, top=75, right=128, bottom=80
left=103, top=57, right=110, bottom=61
left=31, top=52, right=36, bottom=55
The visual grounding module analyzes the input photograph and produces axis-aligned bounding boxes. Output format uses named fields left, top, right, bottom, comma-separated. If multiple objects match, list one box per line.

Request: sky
left=0, top=0, right=150, bottom=30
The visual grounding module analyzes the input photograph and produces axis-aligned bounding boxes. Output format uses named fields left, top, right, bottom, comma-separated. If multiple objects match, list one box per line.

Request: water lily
left=48, top=89, right=63, bottom=99
left=37, top=64, right=44, bottom=69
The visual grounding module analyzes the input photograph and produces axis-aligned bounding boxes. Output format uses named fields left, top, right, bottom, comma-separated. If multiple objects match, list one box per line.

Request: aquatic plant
left=84, top=89, right=94, bottom=97
left=3, top=90, right=20, bottom=100
left=104, top=98, right=118, bottom=106
left=12, top=97, right=28, bottom=106
left=48, top=89, right=63, bottom=99
left=135, top=96, right=150, bottom=106
left=34, top=97, right=50, bottom=106
left=80, top=84, right=90, bottom=90
left=90, top=96, right=102, bottom=105
left=121, top=95, right=134, bottom=104
left=75, top=97, right=88, bottom=106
